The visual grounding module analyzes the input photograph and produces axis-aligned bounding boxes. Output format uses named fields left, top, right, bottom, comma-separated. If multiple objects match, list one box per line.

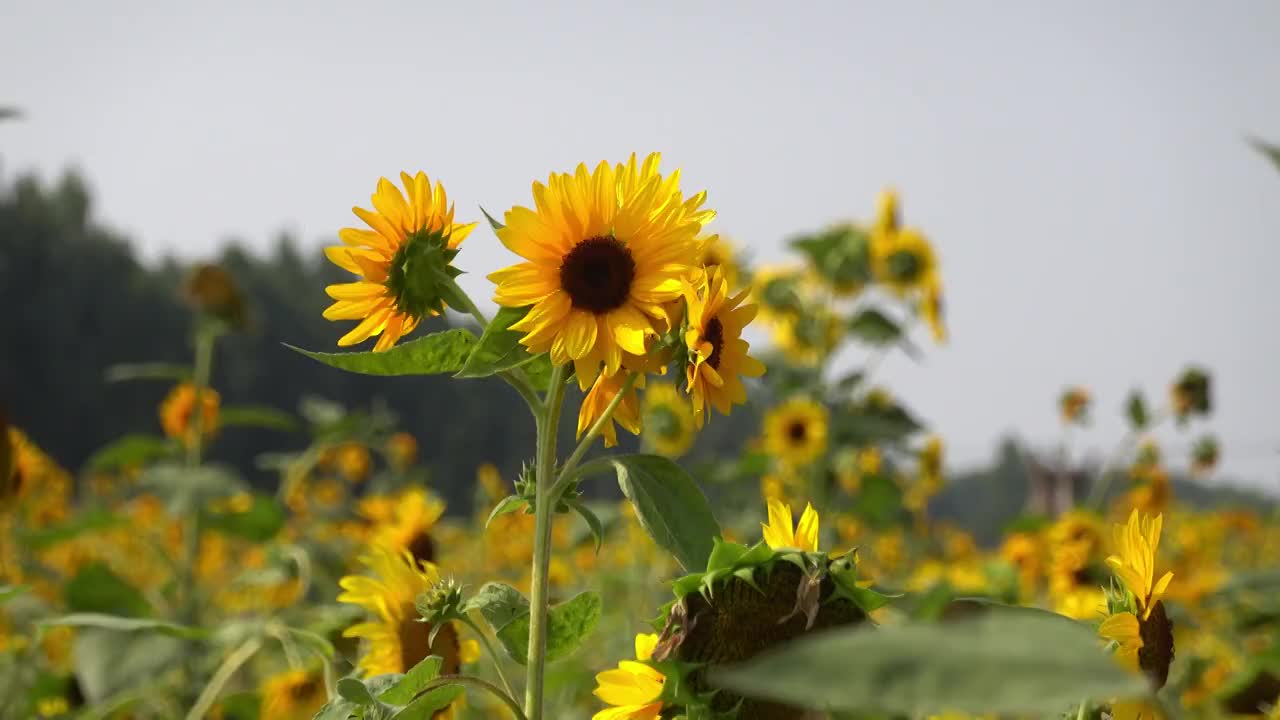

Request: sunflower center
left=705, top=317, right=725, bottom=370
left=649, top=406, right=681, bottom=440
left=406, top=530, right=436, bottom=564
left=786, top=420, right=808, bottom=444
left=1138, top=600, right=1175, bottom=690
left=289, top=676, right=322, bottom=701
left=886, top=249, right=923, bottom=283
left=560, top=236, right=635, bottom=314
left=385, top=229, right=461, bottom=320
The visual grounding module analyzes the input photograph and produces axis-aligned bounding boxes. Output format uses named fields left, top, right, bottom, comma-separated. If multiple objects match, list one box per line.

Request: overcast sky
left=3, top=1, right=1278, bottom=489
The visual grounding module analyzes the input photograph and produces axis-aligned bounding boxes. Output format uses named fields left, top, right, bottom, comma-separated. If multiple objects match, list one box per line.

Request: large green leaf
left=378, top=656, right=443, bottom=705
left=73, top=628, right=185, bottom=703
left=42, top=613, right=206, bottom=640
left=285, top=329, right=477, bottom=376
left=138, top=462, right=246, bottom=515
left=465, top=582, right=530, bottom=633
left=85, top=434, right=175, bottom=471
left=202, top=493, right=286, bottom=542
left=709, top=608, right=1149, bottom=715
left=391, top=685, right=464, bottom=720
left=611, top=454, right=721, bottom=571
left=455, top=306, right=541, bottom=378
left=219, top=405, right=300, bottom=432
left=495, top=591, right=602, bottom=665
left=847, top=308, right=903, bottom=345
left=64, top=563, right=152, bottom=618
left=19, top=510, right=122, bottom=550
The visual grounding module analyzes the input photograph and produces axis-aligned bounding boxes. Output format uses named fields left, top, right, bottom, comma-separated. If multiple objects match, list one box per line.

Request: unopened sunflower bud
left=1171, top=367, right=1212, bottom=420
left=184, top=263, right=247, bottom=328
left=416, top=577, right=465, bottom=628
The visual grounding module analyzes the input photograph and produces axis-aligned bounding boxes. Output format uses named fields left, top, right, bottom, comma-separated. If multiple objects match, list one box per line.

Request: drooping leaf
left=455, top=306, right=545, bottom=379
left=73, top=628, right=185, bottom=703
left=41, top=613, right=206, bottom=640
left=495, top=591, right=602, bottom=664
left=202, top=493, right=286, bottom=542
left=64, top=563, right=152, bottom=618
left=219, top=405, right=300, bottom=432
left=390, top=685, right=465, bottom=720
left=465, top=582, right=530, bottom=633
left=285, top=329, right=477, bottom=377
left=566, top=497, right=605, bottom=552
left=1125, top=389, right=1149, bottom=430
left=611, top=454, right=721, bottom=572
left=104, top=362, right=192, bottom=383
left=86, top=434, right=175, bottom=472
left=138, top=462, right=246, bottom=515
left=1252, top=137, right=1280, bottom=173
left=378, top=656, right=443, bottom=705
left=709, top=608, right=1149, bottom=715
left=847, top=308, right=903, bottom=345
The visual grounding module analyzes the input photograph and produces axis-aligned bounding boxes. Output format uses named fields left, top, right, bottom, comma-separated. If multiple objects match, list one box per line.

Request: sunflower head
left=591, top=633, right=667, bottom=720
left=1170, top=367, right=1211, bottom=420
left=260, top=669, right=327, bottom=720
left=682, top=266, right=765, bottom=427
left=872, top=227, right=937, bottom=295
left=761, top=499, right=819, bottom=553
left=159, top=383, right=220, bottom=448
left=324, top=172, right=475, bottom=352
left=1099, top=601, right=1175, bottom=690
left=184, top=263, right=248, bottom=329
left=336, top=443, right=372, bottom=483
left=386, top=431, right=419, bottom=470
left=697, top=233, right=741, bottom=290
left=640, top=382, right=696, bottom=458
left=1107, top=510, right=1174, bottom=619
left=763, top=398, right=829, bottom=467
left=371, top=488, right=446, bottom=565
left=491, top=153, right=712, bottom=389
left=1059, top=386, right=1091, bottom=425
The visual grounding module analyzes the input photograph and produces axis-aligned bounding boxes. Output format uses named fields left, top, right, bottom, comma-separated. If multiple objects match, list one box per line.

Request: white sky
left=3, top=1, right=1278, bottom=490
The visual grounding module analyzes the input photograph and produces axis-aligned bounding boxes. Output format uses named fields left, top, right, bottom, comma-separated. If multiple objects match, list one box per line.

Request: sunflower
left=1058, top=386, right=1091, bottom=425
left=697, top=233, right=741, bottom=290
left=490, top=153, right=712, bottom=389
left=1099, top=511, right=1175, bottom=688
left=338, top=546, right=479, bottom=681
left=640, top=382, right=696, bottom=458
left=370, top=488, right=446, bottom=565
left=159, top=383, right=220, bottom=448
left=763, top=398, right=828, bottom=466
left=592, top=633, right=666, bottom=720
left=323, top=172, right=475, bottom=352
left=921, top=275, right=947, bottom=343
left=761, top=498, right=819, bottom=552
left=336, top=442, right=372, bottom=483
left=260, top=669, right=327, bottom=720
left=386, top=432, right=419, bottom=470
left=578, top=370, right=643, bottom=449
left=869, top=189, right=939, bottom=296
left=683, top=267, right=765, bottom=427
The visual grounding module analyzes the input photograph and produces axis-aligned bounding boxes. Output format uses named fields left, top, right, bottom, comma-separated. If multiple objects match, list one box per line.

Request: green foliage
left=496, top=591, right=603, bottom=665
left=456, top=306, right=543, bottom=378
left=1252, top=137, right=1280, bottom=173
left=201, top=493, right=287, bottom=541
left=611, top=454, right=722, bottom=572
left=790, top=224, right=872, bottom=290
left=1126, top=389, right=1149, bottom=430
left=709, top=608, right=1149, bottom=715
left=64, top=563, right=152, bottom=617
left=18, top=509, right=122, bottom=550
left=86, top=433, right=175, bottom=471
left=73, top=628, right=185, bottom=703
left=138, top=462, right=246, bottom=515
left=847, top=308, right=903, bottom=345
left=466, top=582, right=531, bottom=632
left=219, top=405, right=301, bottom=432
left=287, top=329, right=478, bottom=376
left=41, top=613, right=206, bottom=640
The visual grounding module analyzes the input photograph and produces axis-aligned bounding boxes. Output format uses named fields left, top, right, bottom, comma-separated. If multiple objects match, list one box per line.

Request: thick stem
left=524, top=363, right=567, bottom=720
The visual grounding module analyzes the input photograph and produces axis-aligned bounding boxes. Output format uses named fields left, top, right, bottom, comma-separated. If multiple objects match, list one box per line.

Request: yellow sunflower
left=761, top=498, right=819, bottom=552
left=1108, top=510, right=1173, bottom=619
left=490, top=153, right=712, bottom=389
left=578, top=370, right=643, bottom=449
left=683, top=267, right=765, bottom=427
left=338, top=546, right=479, bottom=679
left=763, top=398, right=829, bottom=466
left=869, top=188, right=939, bottom=296
left=323, top=172, right=475, bottom=352
left=386, top=432, right=419, bottom=470
left=370, top=488, right=446, bottom=565
left=336, top=442, right=372, bottom=483
left=1099, top=511, right=1175, bottom=688
left=640, top=382, right=696, bottom=458
left=260, top=669, right=327, bottom=720
left=592, top=633, right=666, bottom=720
left=697, top=233, right=741, bottom=290
left=1059, top=386, right=1091, bottom=425
left=159, top=383, right=220, bottom=448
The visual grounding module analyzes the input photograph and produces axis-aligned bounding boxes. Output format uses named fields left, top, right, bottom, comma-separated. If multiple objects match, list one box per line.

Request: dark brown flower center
left=787, top=420, right=808, bottom=443
left=1138, top=600, right=1175, bottom=690
left=406, top=531, right=436, bottom=564
left=560, top=236, right=635, bottom=314
left=705, top=317, right=725, bottom=369
left=397, top=610, right=461, bottom=676
left=289, top=676, right=323, bottom=700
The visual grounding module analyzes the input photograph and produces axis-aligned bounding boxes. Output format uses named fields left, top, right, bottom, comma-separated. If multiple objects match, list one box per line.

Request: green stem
left=524, top=363, right=568, bottom=720
left=184, top=637, right=262, bottom=720
left=451, top=280, right=542, bottom=415
left=464, top=617, right=515, bottom=700
left=551, top=372, right=638, bottom=500
left=420, top=675, right=528, bottom=720
left=1086, top=407, right=1170, bottom=509
left=180, top=323, right=217, bottom=702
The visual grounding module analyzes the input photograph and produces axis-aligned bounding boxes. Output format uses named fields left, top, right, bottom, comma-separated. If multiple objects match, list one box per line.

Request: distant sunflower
left=640, top=383, right=696, bottom=458
left=386, top=432, right=419, bottom=470
left=577, top=370, right=643, bottom=449
left=869, top=188, right=939, bottom=296
left=760, top=498, right=819, bottom=552
left=370, top=488, right=446, bottom=565
left=763, top=398, right=828, bottom=466
left=697, top=233, right=741, bottom=290
left=1059, top=386, right=1091, bottom=425
left=769, top=311, right=844, bottom=367
left=323, top=172, right=475, bottom=352
left=159, top=383, right=220, bottom=448
left=335, top=442, right=372, bottom=483
left=921, top=276, right=946, bottom=343
left=683, top=267, right=765, bottom=427
left=592, top=633, right=666, bottom=720
left=338, top=547, right=478, bottom=683
left=260, top=669, right=327, bottom=720
left=490, top=153, right=712, bottom=389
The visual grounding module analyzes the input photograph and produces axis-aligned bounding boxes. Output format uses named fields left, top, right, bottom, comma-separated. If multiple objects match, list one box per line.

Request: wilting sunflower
left=323, top=172, right=475, bottom=352
left=763, top=398, right=829, bottom=466
left=1099, top=510, right=1175, bottom=689
left=260, top=669, right=327, bottom=720
left=338, top=547, right=478, bottom=681
left=159, top=383, right=220, bottom=448
left=761, top=498, right=819, bottom=552
left=683, top=267, right=765, bottom=427
left=592, top=633, right=666, bottom=720
left=640, top=382, right=696, bottom=458
left=578, top=370, right=643, bottom=449
left=490, top=153, right=712, bottom=388
left=370, top=488, right=446, bottom=565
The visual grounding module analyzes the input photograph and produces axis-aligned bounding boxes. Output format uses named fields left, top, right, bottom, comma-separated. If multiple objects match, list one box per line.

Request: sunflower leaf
left=201, top=493, right=286, bottom=542
left=847, top=308, right=902, bottom=345
left=611, top=454, right=722, bottom=572
left=1252, top=137, right=1280, bottom=173
left=709, top=607, right=1149, bottom=715
left=479, top=205, right=505, bottom=232
left=378, top=656, right=442, bottom=705
left=219, top=405, right=300, bottom=432
left=389, top=684, right=465, bottom=720
left=285, top=329, right=478, bottom=377
left=485, top=495, right=531, bottom=527
left=565, top=497, right=605, bottom=553
left=465, top=582, right=530, bottom=633
left=40, top=613, right=207, bottom=640
left=495, top=591, right=602, bottom=665
left=86, top=433, right=176, bottom=471
left=455, top=306, right=545, bottom=379
left=336, top=677, right=378, bottom=706
left=64, top=564, right=153, bottom=618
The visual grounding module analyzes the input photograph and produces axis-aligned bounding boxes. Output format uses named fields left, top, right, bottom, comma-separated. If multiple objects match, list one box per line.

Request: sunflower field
left=2, top=152, right=1278, bottom=720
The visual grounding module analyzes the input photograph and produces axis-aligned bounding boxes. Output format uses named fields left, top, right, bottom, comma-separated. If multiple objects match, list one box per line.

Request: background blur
left=2, top=1, right=1278, bottom=501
